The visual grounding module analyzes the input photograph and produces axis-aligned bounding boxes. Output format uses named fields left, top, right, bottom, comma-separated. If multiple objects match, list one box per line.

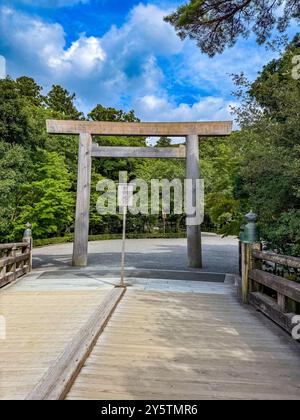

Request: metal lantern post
left=239, top=211, right=261, bottom=303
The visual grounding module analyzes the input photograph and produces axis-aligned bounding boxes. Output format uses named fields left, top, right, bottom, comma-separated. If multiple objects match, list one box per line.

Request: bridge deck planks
left=66, top=290, right=300, bottom=400
left=2, top=273, right=300, bottom=400
left=0, top=286, right=114, bottom=400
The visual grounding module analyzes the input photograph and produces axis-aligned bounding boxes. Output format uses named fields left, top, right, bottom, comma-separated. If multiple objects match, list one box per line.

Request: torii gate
left=46, top=120, right=232, bottom=268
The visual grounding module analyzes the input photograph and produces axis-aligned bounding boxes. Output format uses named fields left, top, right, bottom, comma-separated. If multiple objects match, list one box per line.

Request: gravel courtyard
left=32, top=234, right=239, bottom=275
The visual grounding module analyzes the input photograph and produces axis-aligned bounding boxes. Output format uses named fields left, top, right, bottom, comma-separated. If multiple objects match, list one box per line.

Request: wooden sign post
left=118, top=183, right=134, bottom=287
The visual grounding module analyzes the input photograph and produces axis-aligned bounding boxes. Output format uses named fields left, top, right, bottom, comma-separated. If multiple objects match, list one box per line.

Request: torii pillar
left=46, top=120, right=232, bottom=269
left=186, top=134, right=202, bottom=268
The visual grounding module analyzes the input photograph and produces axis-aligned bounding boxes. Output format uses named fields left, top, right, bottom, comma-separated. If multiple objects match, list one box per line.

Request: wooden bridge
left=0, top=237, right=300, bottom=400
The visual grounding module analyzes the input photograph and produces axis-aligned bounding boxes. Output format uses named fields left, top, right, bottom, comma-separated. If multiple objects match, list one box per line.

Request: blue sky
left=0, top=0, right=297, bottom=123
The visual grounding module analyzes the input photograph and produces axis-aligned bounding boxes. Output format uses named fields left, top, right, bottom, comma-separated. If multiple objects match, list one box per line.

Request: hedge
left=33, top=231, right=187, bottom=247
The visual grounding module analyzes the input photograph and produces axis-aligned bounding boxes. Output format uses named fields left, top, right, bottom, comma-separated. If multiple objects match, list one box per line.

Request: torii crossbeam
left=46, top=120, right=232, bottom=268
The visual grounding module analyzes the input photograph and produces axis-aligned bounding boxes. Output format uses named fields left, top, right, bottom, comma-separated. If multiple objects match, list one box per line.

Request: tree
left=0, top=77, right=67, bottom=151
left=165, top=0, right=300, bottom=56
left=0, top=141, right=29, bottom=240
left=135, top=158, right=186, bottom=233
left=201, top=132, right=246, bottom=235
left=249, top=38, right=300, bottom=138
left=16, top=76, right=44, bottom=107
left=233, top=40, right=300, bottom=254
left=88, top=104, right=145, bottom=180
left=0, top=77, right=31, bottom=146
left=88, top=104, right=140, bottom=122
left=156, top=137, right=172, bottom=147
left=86, top=104, right=146, bottom=233
left=45, top=85, right=83, bottom=119
left=12, top=151, right=75, bottom=239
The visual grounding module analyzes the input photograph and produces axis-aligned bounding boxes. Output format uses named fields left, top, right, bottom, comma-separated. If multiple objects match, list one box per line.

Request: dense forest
left=0, top=40, right=299, bottom=255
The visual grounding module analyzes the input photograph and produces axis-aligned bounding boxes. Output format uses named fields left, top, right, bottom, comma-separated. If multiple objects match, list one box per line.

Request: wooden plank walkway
left=0, top=277, right=114, bottom=400
left=1, top=269, right=300, bottom=400
left=67, top=288, right=300, bottom=400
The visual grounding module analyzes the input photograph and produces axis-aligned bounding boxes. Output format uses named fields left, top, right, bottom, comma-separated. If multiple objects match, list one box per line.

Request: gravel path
left=33, top=234, right=239, bottom=275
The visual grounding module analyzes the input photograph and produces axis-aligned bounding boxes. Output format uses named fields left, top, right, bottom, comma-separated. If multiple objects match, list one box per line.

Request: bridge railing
left=0, top=225, right=32, bottom=288
left=242, top=244, right=300, bottom=335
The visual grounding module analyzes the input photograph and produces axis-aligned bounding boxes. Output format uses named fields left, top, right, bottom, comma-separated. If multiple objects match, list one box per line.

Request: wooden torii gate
left=46, top=120, right=232, bottom=268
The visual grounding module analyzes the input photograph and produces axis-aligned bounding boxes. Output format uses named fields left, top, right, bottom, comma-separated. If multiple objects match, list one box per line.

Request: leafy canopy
left=165, top=0, right=300, bottom=56
left=45, top=85, right=83, bottom=120
left=88, top=104, right=139, bottom=122
left=233, top=39, right=300, bottom=254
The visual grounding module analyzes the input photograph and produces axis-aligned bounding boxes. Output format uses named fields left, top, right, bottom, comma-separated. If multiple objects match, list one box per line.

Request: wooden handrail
left=0, top=252, right=31, bottom=269
left=241, top=242, right=300, bottom=336
left=252, top=250, right=300, bottom=269
left=0, top=240, right=32, bottom=288
left=249, top=269, right=300, bottom=303
left=0, top=243, right=29, bottom=250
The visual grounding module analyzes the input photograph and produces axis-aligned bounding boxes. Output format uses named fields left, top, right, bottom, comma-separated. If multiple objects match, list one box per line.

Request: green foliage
left=34, top=235, right=74, bottom=247
left=45, top=85, right=83, bottom=119
left=0, top=54, right=299, bottom=258
left=156, top=137, right=172, bottom=147
left=201, top=133, right=247, bottom=235
left=16, top=76, right=45, bottom=106
left=135, top=158, right=186, bottom=232
left=11, top=151, right=75, bottom=239
left=263, top=210, right=300, bottom=256
left=233, top=39, right=300, bottom=254
left=88, top=105, right=146, bottom=192
left=33, top=232, right=187, bottom=248
left=0, top=140, right=29, bottom=239
left=0, top=77, right=32, bottom=146
left=165, top=0, right=300, bottom=56
left=88, top=104, right=139, bottom=122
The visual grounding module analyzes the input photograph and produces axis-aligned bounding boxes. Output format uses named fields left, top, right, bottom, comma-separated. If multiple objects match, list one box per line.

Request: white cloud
left=102, top=4, right=182, bottom=57
left=1, top=7, right=66, bottom=65
left=0, top=2, right=283, bottom=122
left=0, top=6, right=106, bottom=82
left=94, top=3, right=183, bottom=101
left=135, top=94, right=237, bottom=122
left=48, top=36, right=106, bottom=76
left=0, top=4, right=182, bottom=111
left=177, top=40, right=278, bottom=97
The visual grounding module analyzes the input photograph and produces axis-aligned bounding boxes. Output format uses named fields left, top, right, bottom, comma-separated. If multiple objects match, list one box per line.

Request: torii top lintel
left=46, top=120, right=232, bottom=137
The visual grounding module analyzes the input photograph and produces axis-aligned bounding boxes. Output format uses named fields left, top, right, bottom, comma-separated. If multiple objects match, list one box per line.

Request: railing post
left=240, top=211, right=261, bottom=304
left=7, top=245, right=17, bottom=280
left=250, top=242, right=262, bottom=293
left=241, top=242, right=250, bottom=303
left=277, top=293, right=287, bottom=312
left=0, top=263, right=6, bottom=281
left=12, top=245, right=17, bottom=277
left=23, top=222, right=33, bottom=272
